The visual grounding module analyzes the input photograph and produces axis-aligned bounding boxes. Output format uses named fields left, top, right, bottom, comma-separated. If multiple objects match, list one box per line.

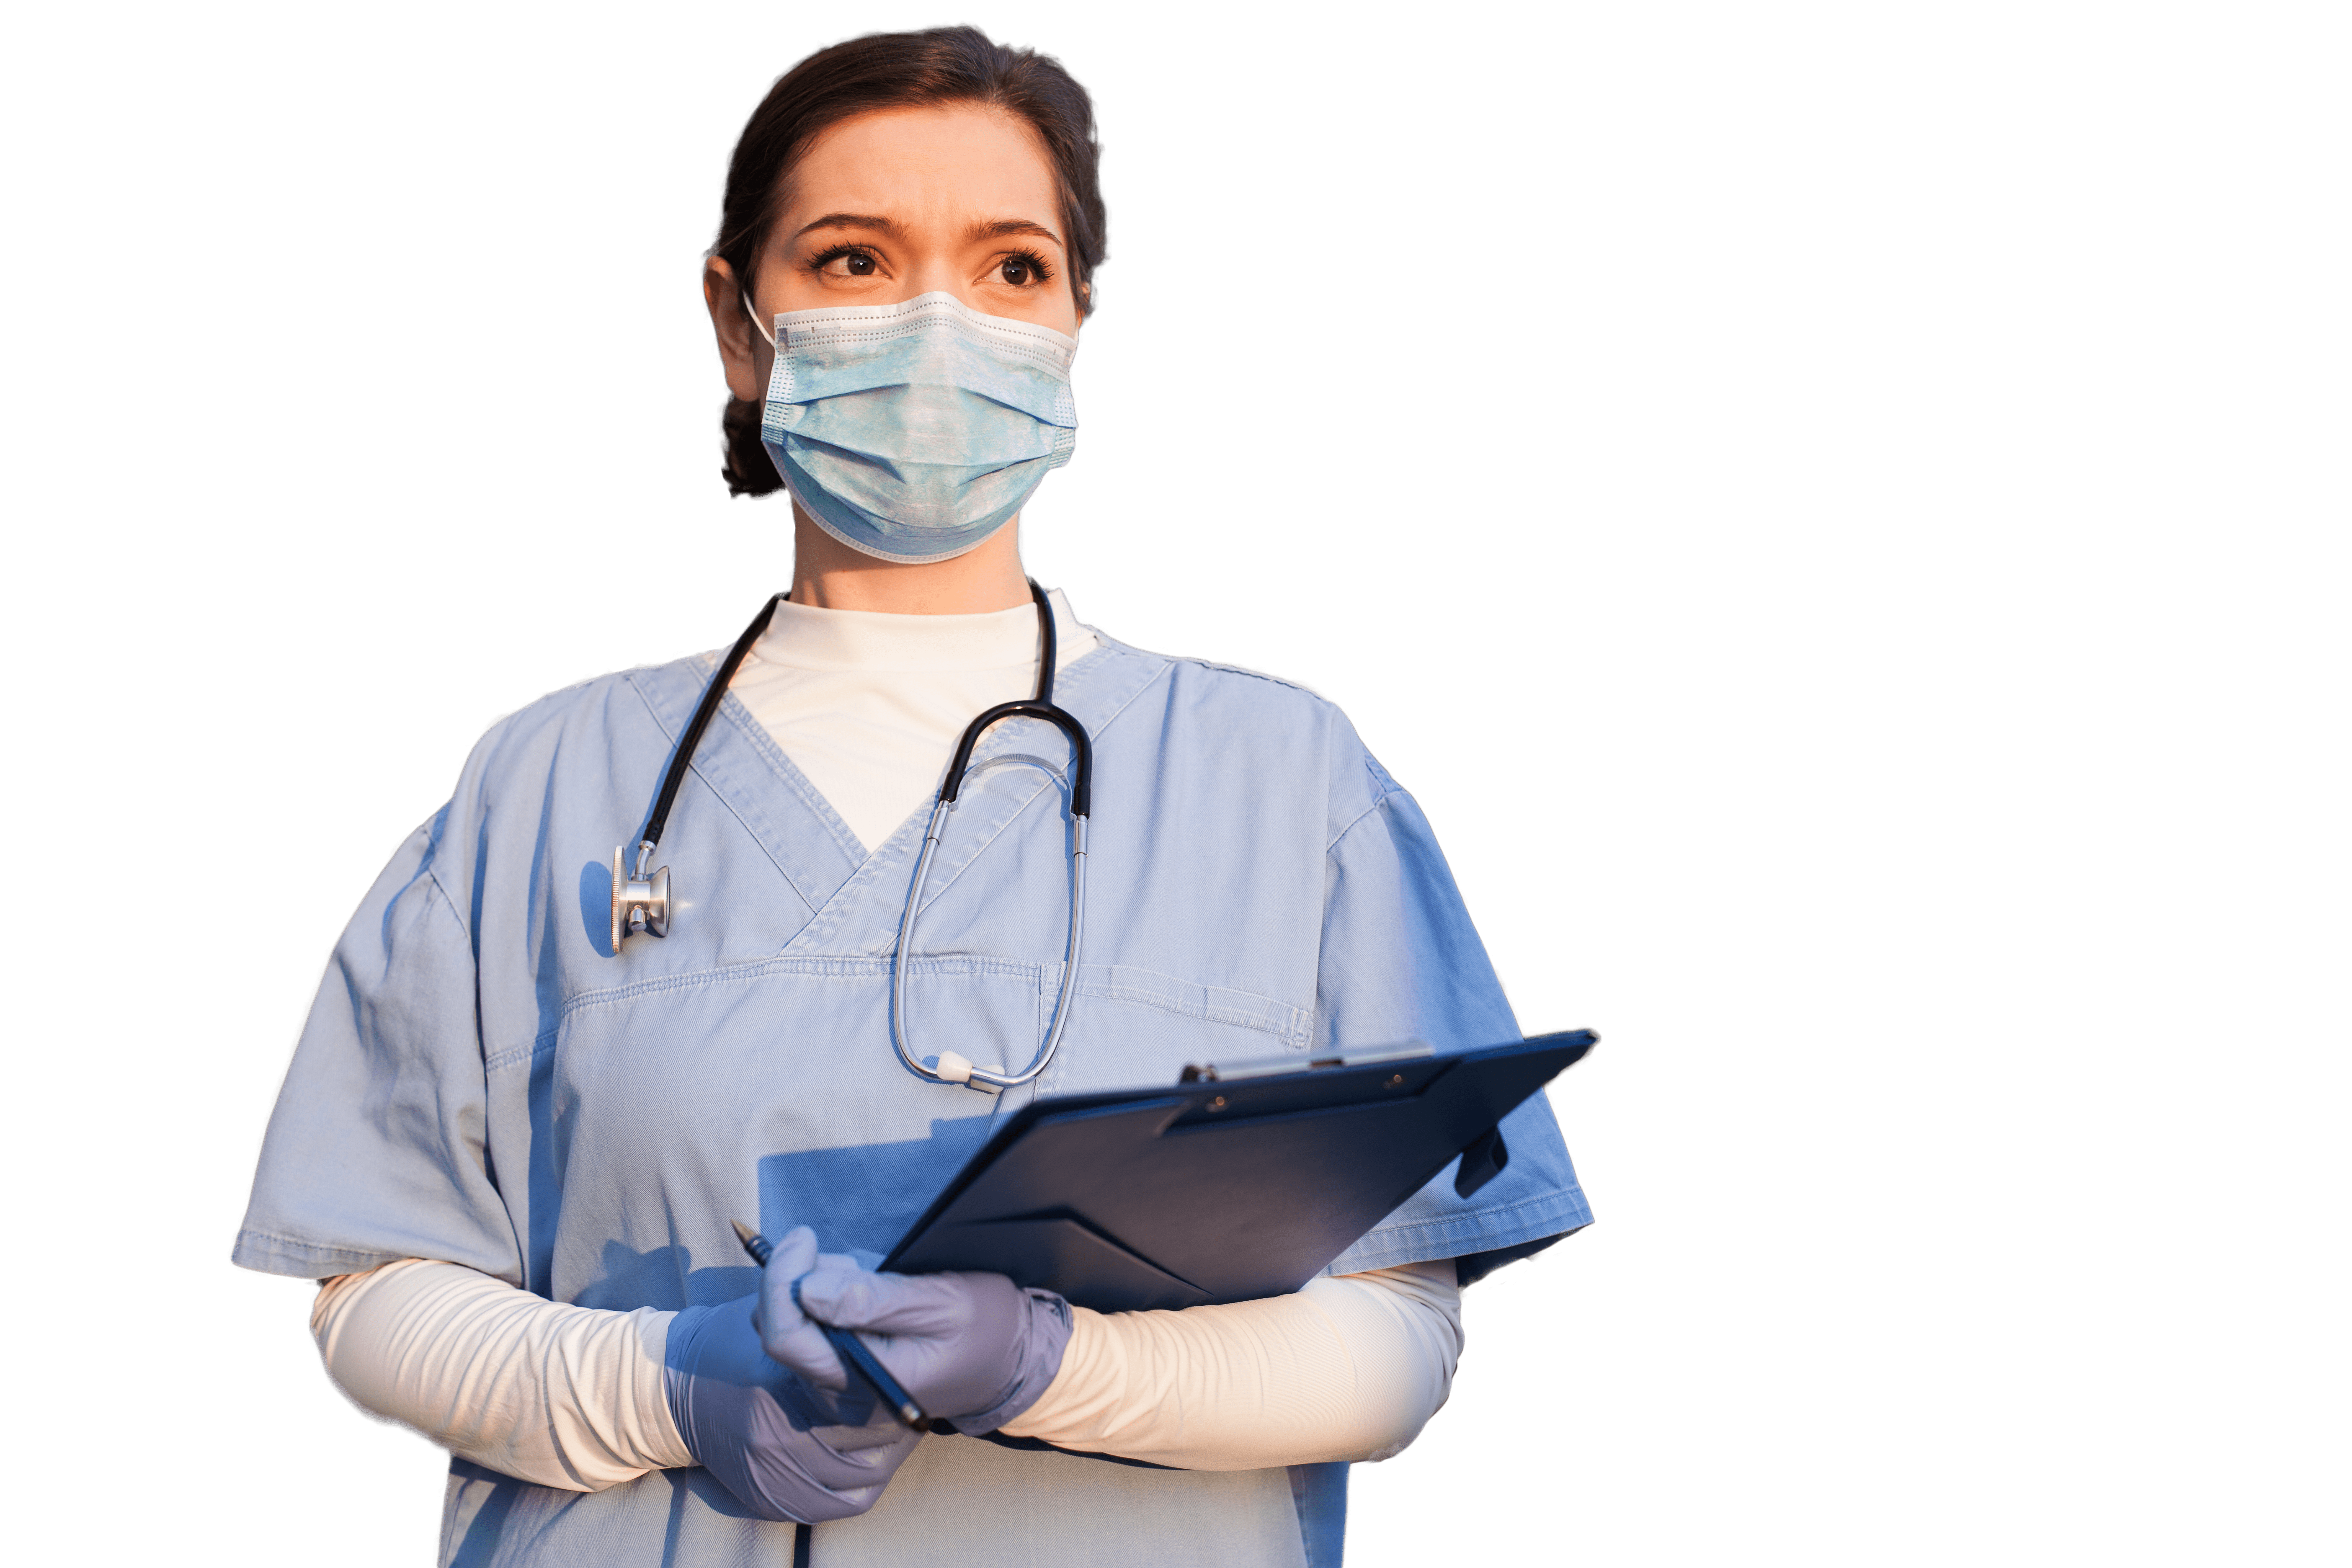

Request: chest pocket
left=1043, top=963, right=1313, bottom=1097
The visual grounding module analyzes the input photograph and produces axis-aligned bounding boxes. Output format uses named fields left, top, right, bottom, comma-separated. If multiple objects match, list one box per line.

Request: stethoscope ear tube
left=939, top=702, right=1093, bottom=815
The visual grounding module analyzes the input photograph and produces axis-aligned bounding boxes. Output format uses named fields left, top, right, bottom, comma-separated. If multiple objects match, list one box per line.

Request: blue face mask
left=747, top=291, right=1079, bottom=564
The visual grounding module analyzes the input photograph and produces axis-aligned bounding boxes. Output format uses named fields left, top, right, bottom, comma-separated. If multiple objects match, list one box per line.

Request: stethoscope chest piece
left=611, top=841, right=671, bottom=949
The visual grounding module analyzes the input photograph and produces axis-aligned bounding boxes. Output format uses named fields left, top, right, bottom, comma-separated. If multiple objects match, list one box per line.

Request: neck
left=788, top=506, right=1032, bottom=614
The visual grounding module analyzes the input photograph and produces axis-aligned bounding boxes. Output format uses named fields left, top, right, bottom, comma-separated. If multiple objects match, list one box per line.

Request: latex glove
left=663, top=1258, right=921, bottom=1522
left=758, top=1239, right=1072, bottom=1434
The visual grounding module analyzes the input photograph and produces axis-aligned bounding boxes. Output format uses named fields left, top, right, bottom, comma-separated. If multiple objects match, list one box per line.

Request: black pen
left=731, top=1219, right=927, bottom=1427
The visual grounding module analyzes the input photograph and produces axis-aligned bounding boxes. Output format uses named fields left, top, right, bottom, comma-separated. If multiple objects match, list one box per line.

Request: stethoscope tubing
left=891, top=794, right=1088, bottom=1092
left=889, top=583, right=1092, bottom=1091
left=636, top=592, right=787, bottom=868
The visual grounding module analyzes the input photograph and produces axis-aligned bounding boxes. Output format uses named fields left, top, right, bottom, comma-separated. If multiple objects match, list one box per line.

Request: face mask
left=745, top=291, right=1079, bottom=564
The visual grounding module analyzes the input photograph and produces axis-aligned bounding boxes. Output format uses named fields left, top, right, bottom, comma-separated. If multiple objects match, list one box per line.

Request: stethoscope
left=611, top=580, right=1092, bottom=1093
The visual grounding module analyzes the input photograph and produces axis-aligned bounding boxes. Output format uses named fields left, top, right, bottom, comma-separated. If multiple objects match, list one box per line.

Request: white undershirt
left=309, top=588, right=1463, bottom=1488
left=315, top=1258, right=1460, bottom=1488
left=729, top=589, right=1098, bottom=852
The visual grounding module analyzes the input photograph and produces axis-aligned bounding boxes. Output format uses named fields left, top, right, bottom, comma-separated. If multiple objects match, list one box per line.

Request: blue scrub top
left=236, top=625, right=1592, bottom=1568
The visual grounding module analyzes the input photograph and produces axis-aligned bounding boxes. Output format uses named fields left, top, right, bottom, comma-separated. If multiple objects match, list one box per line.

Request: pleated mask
left=749, top=291, right=1079, bottom=564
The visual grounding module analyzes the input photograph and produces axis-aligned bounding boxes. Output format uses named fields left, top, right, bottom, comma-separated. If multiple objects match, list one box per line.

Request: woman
left=237, top=27, right=1590, bottom=1568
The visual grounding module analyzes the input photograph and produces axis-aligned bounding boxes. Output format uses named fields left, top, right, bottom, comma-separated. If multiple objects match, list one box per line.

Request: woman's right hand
left=662, top=1261, right=921, bottom=1522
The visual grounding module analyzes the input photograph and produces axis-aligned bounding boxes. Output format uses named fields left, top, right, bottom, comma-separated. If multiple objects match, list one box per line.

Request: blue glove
left=759, top=1236, right=1073, bottom=1434
left=663, top=1232, right=922, bottom=1523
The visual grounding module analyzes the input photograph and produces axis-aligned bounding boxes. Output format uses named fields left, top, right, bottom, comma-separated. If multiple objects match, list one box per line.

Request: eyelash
left=806, top=243, right=878, bottom=275
left=1003, top=248, right=1055, bottom=283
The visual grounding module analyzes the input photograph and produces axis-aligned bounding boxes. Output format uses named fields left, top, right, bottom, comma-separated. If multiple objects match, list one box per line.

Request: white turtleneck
left=728, top=588, right=1098, bottom=852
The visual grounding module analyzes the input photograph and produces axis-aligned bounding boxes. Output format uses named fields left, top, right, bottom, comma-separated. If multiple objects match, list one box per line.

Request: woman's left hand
left=757, top=1231, right=1074, bottom=1433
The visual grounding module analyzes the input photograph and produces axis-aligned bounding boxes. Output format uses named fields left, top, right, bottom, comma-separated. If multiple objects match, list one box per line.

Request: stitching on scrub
left=626, top=665, right=821, bottom=919
left=1351, top=1189, right=1593, bottom=1244
left=1325, top=776, right=1406, bottom=856
left=483, top=1028, right=558, bottom=1077
left=420, top=866, right=472, bottom=940
left=895, top=644, right=1173, bottom=922
left=712, top=688, right=868, bottom=867
left=558, top=953, right=1047, bottom=1021
left=780, top=735, right=1055, bottom=955
left=782, top=631, right=1148, bottom=957
left=1082, top=638, right=1390, bottom=849
left=752, top=638, right=1142, bottom=959
left=1075, top=965, right=1310, bottom=1044
left=1154, top=655, right=1327, bottom=700
left=237, top=1228, right=397, bottom=1266
left=909, top=760, right=1056, bottom=920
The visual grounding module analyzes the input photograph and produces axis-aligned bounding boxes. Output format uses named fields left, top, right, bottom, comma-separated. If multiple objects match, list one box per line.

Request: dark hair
left=713, top=26, right=1108, bottom=497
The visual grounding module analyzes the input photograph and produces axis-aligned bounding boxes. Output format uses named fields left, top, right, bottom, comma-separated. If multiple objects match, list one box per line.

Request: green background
left=9, top=0, right=2342, bottom=1561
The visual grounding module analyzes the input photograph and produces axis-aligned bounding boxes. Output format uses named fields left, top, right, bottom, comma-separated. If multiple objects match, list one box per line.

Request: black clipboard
left=882, top=1029, right=1596, bottom=1312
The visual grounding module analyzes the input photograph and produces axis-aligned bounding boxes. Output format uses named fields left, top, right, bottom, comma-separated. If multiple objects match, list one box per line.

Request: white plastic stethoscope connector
left=928, top=1051, right=991, bottom=1088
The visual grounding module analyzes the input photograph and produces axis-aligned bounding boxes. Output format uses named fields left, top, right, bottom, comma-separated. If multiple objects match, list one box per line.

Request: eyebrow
left=967, top=217, right=1063, bottom=247
left=787, top=212, right=1064, bottom=248
left=791, top=212, right=901, bottom=240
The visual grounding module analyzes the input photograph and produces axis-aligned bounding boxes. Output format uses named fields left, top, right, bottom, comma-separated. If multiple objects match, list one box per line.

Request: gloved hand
left=663, top=1230, right=922, bottom=1523
left=757, top=1233, right=1073, bottom=1434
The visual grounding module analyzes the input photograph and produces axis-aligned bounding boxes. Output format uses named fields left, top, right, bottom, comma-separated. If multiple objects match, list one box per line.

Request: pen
left=731, top=1219, right=927, bottom=1427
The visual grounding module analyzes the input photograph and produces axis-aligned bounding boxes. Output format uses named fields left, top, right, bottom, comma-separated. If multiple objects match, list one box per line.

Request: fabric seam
left=625, top=662, right=823, bottom=920
left=1325, top=775, right=1407, bottom=857
left=558, top=952, right=1051, bottom=1024
left=1354, top=1189, right=1591, bottom=1241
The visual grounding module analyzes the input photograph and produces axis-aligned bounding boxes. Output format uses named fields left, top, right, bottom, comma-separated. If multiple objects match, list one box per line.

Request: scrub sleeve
left=1317, top=770, right=1593, bottom=1285
left=233, top=811, right=523, bottom=1285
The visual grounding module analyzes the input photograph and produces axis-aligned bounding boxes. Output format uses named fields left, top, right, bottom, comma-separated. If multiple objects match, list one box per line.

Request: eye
left=811, top=245, right=880, bottom=278
left=998, top=249, right=1054, bottom=288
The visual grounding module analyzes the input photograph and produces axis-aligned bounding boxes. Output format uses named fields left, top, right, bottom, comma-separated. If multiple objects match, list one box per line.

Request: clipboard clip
left=1178, top=1039, right=1433, bottom=1085
left=1173, top=1041, right=1511, bottom=1198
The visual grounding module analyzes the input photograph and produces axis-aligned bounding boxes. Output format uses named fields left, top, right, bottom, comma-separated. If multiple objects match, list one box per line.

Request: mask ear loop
left=740, top=283, right=778, bottom=347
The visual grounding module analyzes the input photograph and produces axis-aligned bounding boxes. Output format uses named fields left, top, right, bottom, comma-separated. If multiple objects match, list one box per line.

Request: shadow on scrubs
left=444, top=1455, right=757, bottom=1564
left=754, top=1127, right=996, bottom=1270
left=579, top=860, right=616, bottom=959
left=574, top=1241, right=760, bottom=1313
left=565, top=1125, right=995, bottom=1312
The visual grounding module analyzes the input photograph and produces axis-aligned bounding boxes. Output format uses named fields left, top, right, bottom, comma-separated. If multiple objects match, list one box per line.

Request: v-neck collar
left=626, top=632, right=1170, bottom=958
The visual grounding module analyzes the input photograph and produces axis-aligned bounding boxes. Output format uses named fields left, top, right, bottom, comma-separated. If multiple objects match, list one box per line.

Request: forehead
left=783, top=103, right=1060, bottom=224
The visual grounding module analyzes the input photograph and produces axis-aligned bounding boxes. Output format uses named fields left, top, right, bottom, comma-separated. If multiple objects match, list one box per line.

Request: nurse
left=237, top=25, right=1591, bottom=1568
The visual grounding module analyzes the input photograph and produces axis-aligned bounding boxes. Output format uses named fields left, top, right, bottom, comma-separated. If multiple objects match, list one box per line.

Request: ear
left=704, top=258, right=769, bottom=404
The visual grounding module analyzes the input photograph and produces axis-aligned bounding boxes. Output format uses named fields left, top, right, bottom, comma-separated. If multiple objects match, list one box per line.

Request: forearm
left=315, top=1255, right=1463, bottom=1483
left=998, top=1259, right=1462, bottom=1470
left=312, top=1260, right=693, bottom=1491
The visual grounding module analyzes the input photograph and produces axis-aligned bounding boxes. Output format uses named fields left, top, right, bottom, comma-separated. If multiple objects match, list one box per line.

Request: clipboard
left=882, top=1029, right=1596, bottom=1312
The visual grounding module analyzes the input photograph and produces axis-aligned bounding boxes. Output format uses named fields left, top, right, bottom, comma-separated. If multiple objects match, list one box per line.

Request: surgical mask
left=745, top=291, right=1079, bottom=564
